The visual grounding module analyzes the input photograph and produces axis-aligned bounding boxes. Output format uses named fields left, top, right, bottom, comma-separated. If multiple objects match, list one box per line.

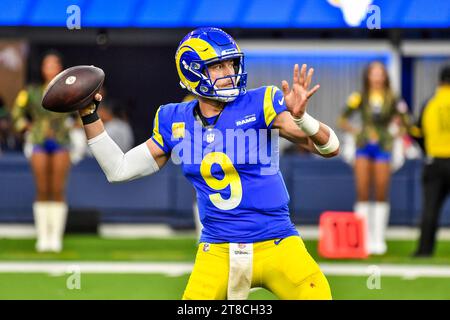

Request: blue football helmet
left=175, top=27, right=247, bottom=102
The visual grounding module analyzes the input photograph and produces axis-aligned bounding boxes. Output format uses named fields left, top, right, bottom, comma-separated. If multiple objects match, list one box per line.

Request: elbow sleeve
left=88, top=131, right=159, bottom=183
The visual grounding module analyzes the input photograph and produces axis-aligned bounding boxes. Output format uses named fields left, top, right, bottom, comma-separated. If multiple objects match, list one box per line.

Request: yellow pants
left=182, top=235, right=332, bottom=300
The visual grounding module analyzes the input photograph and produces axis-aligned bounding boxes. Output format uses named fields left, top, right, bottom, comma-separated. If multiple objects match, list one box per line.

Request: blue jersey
left=151, top=86, right=298, bottom=243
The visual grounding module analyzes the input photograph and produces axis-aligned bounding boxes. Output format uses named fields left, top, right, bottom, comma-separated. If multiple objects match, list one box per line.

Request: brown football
left=42, top=65, right=105, bottom=113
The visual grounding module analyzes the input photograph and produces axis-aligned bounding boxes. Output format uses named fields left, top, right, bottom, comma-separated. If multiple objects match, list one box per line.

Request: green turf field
left=2, top=273, right=450, bottom=300
left=0, top=236, right=449, bottom=299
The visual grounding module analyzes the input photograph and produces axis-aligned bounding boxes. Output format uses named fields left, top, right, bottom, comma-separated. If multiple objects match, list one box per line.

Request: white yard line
left=0, top=262, right=449, bottom=279
left=0, top=262, right=193, bottom=276
left=320, top=264, right=450, bottom=279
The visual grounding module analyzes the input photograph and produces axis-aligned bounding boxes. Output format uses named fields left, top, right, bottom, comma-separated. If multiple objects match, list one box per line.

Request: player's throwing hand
left=79, top=93, right=103, bottom=118
left=281, top=64, right=320, bottom=119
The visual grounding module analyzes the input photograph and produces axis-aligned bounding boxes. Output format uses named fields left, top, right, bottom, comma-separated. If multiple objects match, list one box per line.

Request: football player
left=80, top=27, right=339, bottom=299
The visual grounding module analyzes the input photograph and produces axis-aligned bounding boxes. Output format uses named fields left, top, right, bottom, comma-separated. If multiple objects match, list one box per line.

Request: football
left=42, top=65, right=105, bottom=113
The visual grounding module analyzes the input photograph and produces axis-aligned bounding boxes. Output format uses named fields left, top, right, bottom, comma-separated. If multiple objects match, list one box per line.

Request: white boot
left=372, top=202, right=390, bottom=255
left=33, top=202, right=52, bottom=252
left=48, top=202, right=68, bottom=253
left=354, top=201, right=372, bottom=255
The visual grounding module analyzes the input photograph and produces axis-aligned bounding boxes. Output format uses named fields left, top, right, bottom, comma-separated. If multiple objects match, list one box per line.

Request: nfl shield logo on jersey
left=206, top=131, right=215, bottom=143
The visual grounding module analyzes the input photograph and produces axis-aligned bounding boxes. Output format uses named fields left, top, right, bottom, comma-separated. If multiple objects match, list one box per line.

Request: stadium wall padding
left=0, top=153, right=449, bottom=227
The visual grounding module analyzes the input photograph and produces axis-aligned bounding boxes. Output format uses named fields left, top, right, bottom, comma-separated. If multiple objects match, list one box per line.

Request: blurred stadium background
left=0, top=0, right=449, bottom=300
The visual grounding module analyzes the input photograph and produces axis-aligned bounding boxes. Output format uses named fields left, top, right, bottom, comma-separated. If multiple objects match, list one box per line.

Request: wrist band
left=81, top=111, right=100, bottom=125
left=314, top=125, right=340, bottom=155
left=291, top=112, right=320, bottom=136
left=81, top=99, right=101, bottom=125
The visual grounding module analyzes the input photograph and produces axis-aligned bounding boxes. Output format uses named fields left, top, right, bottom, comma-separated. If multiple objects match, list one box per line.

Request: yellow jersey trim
left=152, top=107, right=164, bottom=147
left=263, top=86, right=277, bottom=127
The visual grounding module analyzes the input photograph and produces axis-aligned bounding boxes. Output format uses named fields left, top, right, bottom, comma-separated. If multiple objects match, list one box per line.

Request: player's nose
left=223, top=64, right=235, bottom=76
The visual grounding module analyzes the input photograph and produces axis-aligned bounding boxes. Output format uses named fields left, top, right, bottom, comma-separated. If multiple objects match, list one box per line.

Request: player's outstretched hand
left=79, top=93, right=103, bottom=118
left=281, top=64, right=320, bottom=119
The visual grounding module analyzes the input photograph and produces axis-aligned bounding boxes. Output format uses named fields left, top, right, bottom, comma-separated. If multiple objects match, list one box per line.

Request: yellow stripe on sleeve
left=263, top=86, right=277, bottom=127
left=152, top=107, right=164, bottom=147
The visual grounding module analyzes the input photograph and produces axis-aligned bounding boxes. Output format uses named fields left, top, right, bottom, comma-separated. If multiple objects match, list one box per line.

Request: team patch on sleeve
left=172, top=122, right=185, bottom=139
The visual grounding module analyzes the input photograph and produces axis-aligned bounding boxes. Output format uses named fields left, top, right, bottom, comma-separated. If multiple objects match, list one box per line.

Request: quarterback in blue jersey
left=79, top=27, right=339, bottom=300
